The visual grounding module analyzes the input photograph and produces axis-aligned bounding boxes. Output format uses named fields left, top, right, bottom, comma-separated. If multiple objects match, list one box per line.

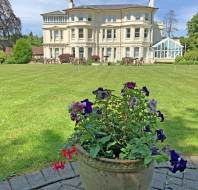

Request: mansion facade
left=41, top=0, right=166, bottom=63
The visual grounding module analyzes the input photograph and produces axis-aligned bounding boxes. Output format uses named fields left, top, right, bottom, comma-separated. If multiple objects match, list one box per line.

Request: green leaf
left=99, top=135, right=111, bottom=144
left=155, top=153, right=169, bottom=164
left=107, top=141, right=117, bottom=149
left=144, top=155, right=153, bottom=166
left=90, top=145, right=100, bottom=158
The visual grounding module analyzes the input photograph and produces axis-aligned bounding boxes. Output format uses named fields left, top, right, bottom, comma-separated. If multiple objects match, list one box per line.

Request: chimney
left=67, top=0, right=74, bottom=9
left=148, top=0, right=155, bottom=7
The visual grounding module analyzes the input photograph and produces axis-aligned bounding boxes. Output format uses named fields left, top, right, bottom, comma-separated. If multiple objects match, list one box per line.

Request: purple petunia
left=81, top=99, right=93, bottom=114
left=124, top=82, right=136, bottom=89
left=157, top=111, right=165, bottom=122
left=169, top=150, right=187, bottom=173
left=148, top=99, right=157, bottom=113
left=141, top=86, right=150, bottom=96
left=151, top=146, right=160, bottom=155
left=156, top=129, right=166, bottom=142
left=93, top=88, right=111, bottom=99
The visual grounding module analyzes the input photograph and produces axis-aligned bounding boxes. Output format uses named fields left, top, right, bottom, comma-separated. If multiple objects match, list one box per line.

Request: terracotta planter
left=76, top=144, right=154, bottom=190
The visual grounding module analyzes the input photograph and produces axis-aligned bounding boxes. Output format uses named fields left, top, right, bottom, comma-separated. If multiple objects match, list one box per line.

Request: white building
left=41, top=0, right=182, bottom=63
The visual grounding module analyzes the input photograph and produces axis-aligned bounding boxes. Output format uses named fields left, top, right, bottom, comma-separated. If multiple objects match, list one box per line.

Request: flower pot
left=76, top=144, right=154, bottom=190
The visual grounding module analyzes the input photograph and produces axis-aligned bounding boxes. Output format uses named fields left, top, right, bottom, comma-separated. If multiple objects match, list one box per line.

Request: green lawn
left=0, top=64, right=198, bottom=180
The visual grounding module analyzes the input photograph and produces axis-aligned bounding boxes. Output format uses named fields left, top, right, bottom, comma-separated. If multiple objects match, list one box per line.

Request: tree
left=187, top=13, right=198, bottom=36
left=164, top=10, right=178, bottom=37
left=0, top=0, right=21, bottom=49
left=23, top=32, right=43, bottom=47
left=5, top=38, right=32, bottom=64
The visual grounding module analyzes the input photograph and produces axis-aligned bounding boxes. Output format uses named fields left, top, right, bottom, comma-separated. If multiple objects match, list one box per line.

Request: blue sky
left=11, top=0, right=198, bottom=37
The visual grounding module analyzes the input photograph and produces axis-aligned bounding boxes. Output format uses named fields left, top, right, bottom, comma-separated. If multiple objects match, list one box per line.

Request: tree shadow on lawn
left=164, top=108, right=198, bottom=155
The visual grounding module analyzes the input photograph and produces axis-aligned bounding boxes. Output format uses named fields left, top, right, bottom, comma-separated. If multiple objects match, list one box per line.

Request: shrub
left=86, top=58, right=93, bottom=65
left=12, top=38, right=32, bottom=64
left=4, top=57, right=17, bottom=64
left=59, top=54, right=74, bottom=63
left=184, top=50, right=198, bottom=61
left=0, top=50, right=7, bottom=64
left=91, top=55, right=100, bottom=62
left=175, top=56, right=185, bottom=63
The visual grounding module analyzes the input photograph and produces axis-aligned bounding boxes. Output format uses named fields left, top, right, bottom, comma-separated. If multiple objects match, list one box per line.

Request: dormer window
left=79, top=15, right=84, bottom=21
left=145, top=13, right=149, bottom=21
left=88, top=15, right=92, bottom=21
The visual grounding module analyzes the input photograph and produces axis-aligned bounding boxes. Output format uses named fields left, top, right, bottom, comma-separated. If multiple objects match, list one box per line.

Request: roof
left=32, top=46, right=44, bottom=56
left=153, top=37, right=183, bottom=48
left=41, top=10, right=65, bottom=16
left=65, top=4, right=157, bottom=11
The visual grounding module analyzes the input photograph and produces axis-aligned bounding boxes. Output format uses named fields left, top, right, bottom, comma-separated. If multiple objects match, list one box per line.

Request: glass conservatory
left=153, top=38, right=183, bottom=61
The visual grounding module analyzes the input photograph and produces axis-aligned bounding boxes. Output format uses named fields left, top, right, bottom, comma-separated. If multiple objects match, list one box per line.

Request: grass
left=0, top=64, right=198, bottom=180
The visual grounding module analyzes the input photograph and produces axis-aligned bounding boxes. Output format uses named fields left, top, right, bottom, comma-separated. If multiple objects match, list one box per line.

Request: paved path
left=0, top=158, right=197, bottom=190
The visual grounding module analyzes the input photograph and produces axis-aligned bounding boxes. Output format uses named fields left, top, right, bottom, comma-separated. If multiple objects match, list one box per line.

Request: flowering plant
left=54, top=82, right=187, bottom=173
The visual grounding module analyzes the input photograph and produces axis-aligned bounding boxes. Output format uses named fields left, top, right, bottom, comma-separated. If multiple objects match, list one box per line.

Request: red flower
left=62, top=146, right=77, bottom=161
left=53, top=161, right=65, bottom=170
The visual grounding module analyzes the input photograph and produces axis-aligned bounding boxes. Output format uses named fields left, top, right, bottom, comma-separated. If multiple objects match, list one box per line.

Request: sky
left=11, top=0, right=198, bottom=37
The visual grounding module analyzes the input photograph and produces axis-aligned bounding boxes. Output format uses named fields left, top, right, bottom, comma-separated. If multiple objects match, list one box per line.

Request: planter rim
left=76, top=144, right=143, bottom=165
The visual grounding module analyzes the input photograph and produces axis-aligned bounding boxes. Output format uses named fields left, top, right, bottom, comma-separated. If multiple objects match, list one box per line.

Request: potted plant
left=53, top=82, right=187, bottom=190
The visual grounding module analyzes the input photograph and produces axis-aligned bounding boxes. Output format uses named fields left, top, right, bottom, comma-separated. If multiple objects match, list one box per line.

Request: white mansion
left=41, top=0, right=183, bottom=63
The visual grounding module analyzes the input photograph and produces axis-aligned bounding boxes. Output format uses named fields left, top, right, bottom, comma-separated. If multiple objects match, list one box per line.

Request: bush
left=91, top=55, right=100, bottom=62
left=0, top=51, right=7, bottom=64
left=4, top=57, right=17, bottom=64
left=184, top=50, right=198, bottom=61
left=59, top=54, right=74, bottom=63
left=175, top=50, right=198, bottom=65
left=175, top=56, right=185, bottom=63
left=87, top=58, right=93, bottom=65
left=11, top=38, right=32, bottom=64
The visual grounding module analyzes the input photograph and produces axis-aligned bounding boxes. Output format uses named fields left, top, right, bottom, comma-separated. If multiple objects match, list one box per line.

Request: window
left=79, top=47, right=84, bottom=58
left=134, top=47, right=140, bottom=58
left=107, top=48, right=111, bottom=57
left=126, top=28, right=131, bottom=38
left=107, top=29, right=112, bottom=39
left=60, top=30, right=63, bottom=40
left=71, top=29, right=75, bottom=39
left=79, top=15, right=84, bottom=21
left=61, top=48, right=64, bottom=54
left=54, top=30, right=59, bottom=41
left=50, top=48, right=53, bottom=58
left=102, top=48, right=104, bottom=57
left=72, top=47, right=75, bottom=57
left=88, top=29, right=93, bottom=39
left=55, top=48, right=59, bottom=58
left=71, top=15, right=75, bottom=21
left=103, top=29, right=105, bottom=39
left=135, top=28, right=140, bottom=38
left=114, top=48, right=116, bottom=59
left=79, top=28, right=84, bottom=39
left=107, top=16, right=111, bottom=22
left=113, top=29, right=116, bottom=39
left=125, top=47, right=130, bottom=57
left=144, top=28, right=149, bottom=38
left=145, top=13, right=149, bottom=21
left=112, top=16, right=116, bottom=22
left=126, top=14, right=131, bottom=20
left=134, top=13, right=141, bottom=20
left=88, top=15, right=92, bottom=21
left=50, top=30, right=53, bottom=40
left=88, top=47, right=92, bottom=58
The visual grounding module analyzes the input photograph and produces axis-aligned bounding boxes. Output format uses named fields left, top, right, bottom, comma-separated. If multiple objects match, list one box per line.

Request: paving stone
left=165, top=184, right=189, bottom=190
left=183, top=179, right=198, bottom=190
left=61, top=177, right=81, bottom=188
left=166, top=175, right=183, bottom=186
left=155, top=168, right=168, bottom=175
left=40, top=182, right=62, bottom=190
left=0, top=181, right=11, bottom=190
left=70, top=162, right=80, bottom=175
left=58, top=163, right=76, bottom=179
left=184, top=169, right=198, bottom=181
left=9, top=175, right=30, bottom=190
left=61, top=184, right=82, bottom=190
left=167, top=170, right=184, bottom=179
left=42, top=167, right=61, bottom=183
left=150, top=172, right=167, bottom=190
left=26, top=171, right=46, bottom=188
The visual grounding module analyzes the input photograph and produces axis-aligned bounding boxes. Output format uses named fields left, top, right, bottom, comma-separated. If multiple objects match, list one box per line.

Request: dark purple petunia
left=141, top=86, right=150, bottom=96
left=151, top=146, right=160, bottom=155
left=70, top=112, right=78, bottom=121
left=148, top=99, right=157, bottom=113
left=81, top=99, right=93, bottom=114
left=169, top=150, right=187, bottom=173
left=157, top=111, right=165, bottom=122
left=144, top=125, right=152, bottom=132
left=93, top=87, right=111, bottom=99
left=70, top=102, right=84, bottom=113
left=124, top=82, right=136, bottom=89
left=156, top=129, right=166, bottom=142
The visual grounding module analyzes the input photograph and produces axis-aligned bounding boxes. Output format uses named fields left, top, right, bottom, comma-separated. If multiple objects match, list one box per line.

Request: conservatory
left=153, top=38, right=183, bottom=62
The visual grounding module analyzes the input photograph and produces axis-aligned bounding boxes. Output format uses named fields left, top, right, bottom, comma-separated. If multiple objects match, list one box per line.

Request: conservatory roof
left=153, top=37, right=183, bottom=48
